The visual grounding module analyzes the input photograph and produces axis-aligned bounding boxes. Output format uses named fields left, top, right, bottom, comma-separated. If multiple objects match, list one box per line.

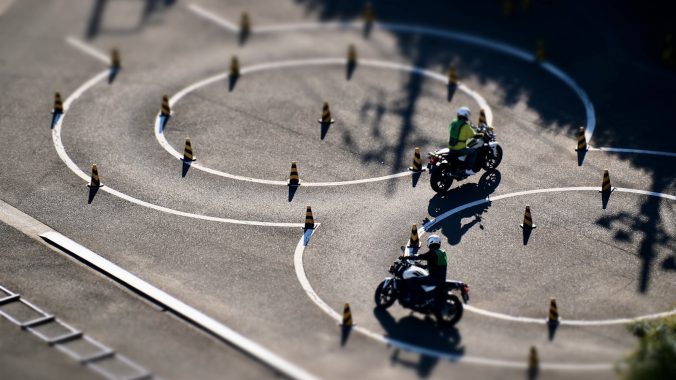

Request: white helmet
left=457, top=106, right=471, bottom=119
left=427, top=234, right=441, bottom=248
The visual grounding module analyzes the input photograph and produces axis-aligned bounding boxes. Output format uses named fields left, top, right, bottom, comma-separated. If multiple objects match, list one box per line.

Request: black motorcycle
left=428, top=123, right=503, bottom=193
left=374, top=252, right=470, bottom=326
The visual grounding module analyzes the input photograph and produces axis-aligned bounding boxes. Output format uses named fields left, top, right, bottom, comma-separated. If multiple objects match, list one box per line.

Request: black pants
left=409, top=276, right=444, bottom=303
left=450, top=147, right=477, bottom=171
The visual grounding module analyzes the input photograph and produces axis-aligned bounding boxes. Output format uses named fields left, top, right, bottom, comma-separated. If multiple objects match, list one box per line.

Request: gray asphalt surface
left=0, top=0, right=674, bottom=379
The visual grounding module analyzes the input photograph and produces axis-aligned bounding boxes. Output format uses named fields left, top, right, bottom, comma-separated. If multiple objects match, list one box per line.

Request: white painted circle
left=155, top=58, right=494, bottom=186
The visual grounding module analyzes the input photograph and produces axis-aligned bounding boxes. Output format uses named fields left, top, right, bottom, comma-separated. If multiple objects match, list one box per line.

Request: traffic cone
left=478, top=109, right=487, bottom=125
left=240, top=12, right=250, bottom=35
left=341, top=303, right=353, bottom=326
left=230, top=56, right=240, bottom=77
left=318, top=101, right=335, bottom=124
left=111, top=48, right=121, bottom=69
left=304, top=206, right=315, bottom=230
left=599, top=169, right=615, bottom=193
left=409, top=147, right=423, bottom=172
left=528, top=346, right=539, bottom=372
left=575, top=127, right=588, bottom=151
left=183, top=138, right=196, bottom=161
left=535, top=40, right=545, bottom=62
left=160, top=95, right=171, bottom=117
left=347, top=44, right=357, bottom=66
left=53, top=92, right=64, bottom=114
left=88, top=164, right=103, bottom=188
left=363, top=2, right=374, bottom=25
left=519, top=206, right=536, bottom=229
left=288, top=161, right=301, bottom=186
left=548, top=298, right=559, bottom=323
left=407, top=224, right=421, bottom=248
left=448, top=66, right=458, bottom=86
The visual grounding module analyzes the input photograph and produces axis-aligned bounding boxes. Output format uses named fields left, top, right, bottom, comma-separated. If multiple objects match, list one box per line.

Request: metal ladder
left=0, top=285, right=153, bottom=380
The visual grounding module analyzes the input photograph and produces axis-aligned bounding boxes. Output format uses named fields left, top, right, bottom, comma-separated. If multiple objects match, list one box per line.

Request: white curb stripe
left=157, top=58, right=492, bottom=186
left=187, top=3, right=239, bottom=32
left=66, top=36, right=110, bottom=65
left=41, top=231, right=318, bottom=380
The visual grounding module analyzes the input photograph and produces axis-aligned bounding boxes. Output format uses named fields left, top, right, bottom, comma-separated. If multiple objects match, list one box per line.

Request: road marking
left=589, top=146, right=676, bottom=158
left=66, top=36, right=110, bottom=65
left=293, top=226, right=610, bottom=370
left=56, top=38, right=306, bottom=228
left=157, top=57, right=493, bottom=186
left=187, top=3, right=239, bottom=32
left=39, top=230, right=318, bottom=380
left=186, top=4, right=595, bottom=143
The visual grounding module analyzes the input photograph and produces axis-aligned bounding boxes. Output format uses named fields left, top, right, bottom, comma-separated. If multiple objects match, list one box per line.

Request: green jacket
left=448, top=119, right=476, bottom=150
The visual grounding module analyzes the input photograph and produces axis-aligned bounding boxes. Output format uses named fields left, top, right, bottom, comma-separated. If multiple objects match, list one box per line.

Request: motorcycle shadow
left=425, top=170, right=501, bottom=245
left=373, top=307, right=465, bottom=357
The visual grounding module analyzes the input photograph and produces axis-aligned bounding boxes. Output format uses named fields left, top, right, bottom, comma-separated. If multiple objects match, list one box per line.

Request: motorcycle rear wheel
left=434, top=293, right=464, bottom=326
left=375, top=281, right=397, bottom=309
left=430, top=168, right=453, bottom=193
left=482, top=145, right=503, bottom=170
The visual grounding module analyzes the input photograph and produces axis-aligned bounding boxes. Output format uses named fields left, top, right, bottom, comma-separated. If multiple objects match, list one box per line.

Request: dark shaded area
left=446, top=83, right=456, bottom=102
left=374, top=307, right=463, bottom=378
left=320, top=121, right=331, bottom=140
left=288, top=185, right=298, bottom=202
left=87, top=186, right=99, bottom=204
left=346, top=61, right=357, bottom=80
left=228, top=75, right=239, bottom=92
left=527, top=365, right=539, bottom=380
left=601, top=189, right=613, bottom=209
left=239, top=29, right=250, bottom=46
left=424, top=170, right=500, bottom=246
left=576, top=148, right=587, bottom=167
left=108, top=67, right=119, bottom=84
left=159, top=115, right=169, bottom=132
left=50, top=113, right=61, bottom=130
left=181, top=160, right=191, bottom=177
left=340, top=324, right=352, bottom=346
left=362, top=22, right=372, bottom=39
left=547, top=321, right=558, bottom=341
left=410, top=171, right=421, bottom=187
left=86, top=0, right=176, bottom=39
left=522, top=226, right=533, bottom=246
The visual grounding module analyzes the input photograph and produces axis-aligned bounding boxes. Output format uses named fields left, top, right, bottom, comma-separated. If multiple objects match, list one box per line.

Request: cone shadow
left=159, top=115, right=169, bottom=132
left=108, top=68, right=119, bottom=84
left=50, top=113, right=62, bottom=129
left=527, top=366, right=539, bottom=380
left=181, top=159, right=192, bottom=177
left=601, top=190, right=611, bottom=209
left=87, top=186, right=99, bottom=204
left=362, top=23, right=372, bottom=39
left=346, top=62, right=357, bottom=81
left=522, top=227, right=533, bottom=245
left=303, top=228, right=315, bottom=246
left=576, top=149, right=587, bottom=166
left=288, top=185, right=298, bottom=202
left=447, top=84, right=457, bottom=102
left=239, top=31, right=249, bottom=46
left=228, top=75, right=239, bottom=92
left=411, top=171, right=421, bottom=187
left=547, top=321, right=559, bottom=341
left=320, top=121, right=331, bottom=140
left=340, top=324, right=352, bottom=346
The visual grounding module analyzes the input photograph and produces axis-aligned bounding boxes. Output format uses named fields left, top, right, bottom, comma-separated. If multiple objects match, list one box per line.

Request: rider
left=448, top=106, right=480, bottom=176
left=400, top=235, right=448, bottom=301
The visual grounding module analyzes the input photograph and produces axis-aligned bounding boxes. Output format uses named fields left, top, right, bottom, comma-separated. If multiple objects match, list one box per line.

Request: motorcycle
left=374, top=249, right=470, bottom=326
left=427, top=123, right=503, bottom=193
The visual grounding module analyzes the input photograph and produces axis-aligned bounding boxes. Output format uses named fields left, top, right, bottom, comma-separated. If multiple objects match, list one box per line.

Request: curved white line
left=186, top=5, right=594, bottom=143
left=293, top=226, right=610, bottom=370
left=158, top=58, right=493, bottom=186
left=52, top=69, right=305, bottom=228
left=590, top=147, right=676, bottom=158
left=66, top=36, right=110, bottom=64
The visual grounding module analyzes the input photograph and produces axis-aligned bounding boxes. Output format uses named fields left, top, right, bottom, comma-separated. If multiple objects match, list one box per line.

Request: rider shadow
left=447, top=83, right=457, bottom=102
left=374, top=308, right=464, bottom=377
left=346, top=60, right=357, bottom=81
left=424, top=171, right=501, bottom=245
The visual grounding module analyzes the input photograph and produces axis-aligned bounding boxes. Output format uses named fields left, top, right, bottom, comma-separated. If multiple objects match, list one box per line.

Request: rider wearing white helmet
left=449, top=106, right=480, bottom=175
left=400, top=234, right=449, bottom=291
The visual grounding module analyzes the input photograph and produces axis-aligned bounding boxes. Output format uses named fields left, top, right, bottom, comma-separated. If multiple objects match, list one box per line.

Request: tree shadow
left=374, top=307, right=464, bottom=378
left=85, top=0, right=175, bottom=39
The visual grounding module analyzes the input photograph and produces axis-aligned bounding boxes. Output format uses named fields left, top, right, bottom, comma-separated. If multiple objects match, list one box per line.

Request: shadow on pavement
left=87, top=186, right=99, bottom=204
left=374, top=307, right=464, bottom=378
left=86, top=0, right=176, bottom=39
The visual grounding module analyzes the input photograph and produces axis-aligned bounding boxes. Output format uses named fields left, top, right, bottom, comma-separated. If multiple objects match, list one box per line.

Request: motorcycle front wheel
left=430, top=168, right=453, bottom=193
left=375, top=280, right=397, bottom=309
left=434, top=293, right=464, bottom=326
left=482, top=145, right=503, bottom=170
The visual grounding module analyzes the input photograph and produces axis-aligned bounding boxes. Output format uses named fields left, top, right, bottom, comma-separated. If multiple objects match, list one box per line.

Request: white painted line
left=293, top=224, right=610, bottom=370
left=66, top=36, right=110, bottom=65
left=186, top=3, right=239, bottom=33
left=185, top=5, right=593, bottom=143
left=157, top=58, right=492, bottom=186
left=40, top=231, right=318, bottom=380
left=590, top=147, right=676, bottom=158
left=53, top=47, right=306, bottom=227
